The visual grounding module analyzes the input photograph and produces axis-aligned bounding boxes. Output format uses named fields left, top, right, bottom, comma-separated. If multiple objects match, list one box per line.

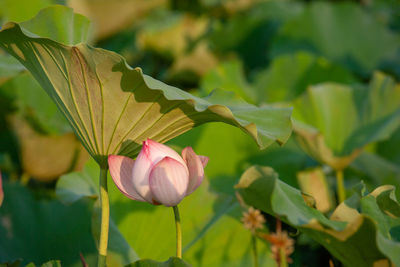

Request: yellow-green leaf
left=293, top=72, right=400, bottom=170
left=0, top=6, right=292, bottom=167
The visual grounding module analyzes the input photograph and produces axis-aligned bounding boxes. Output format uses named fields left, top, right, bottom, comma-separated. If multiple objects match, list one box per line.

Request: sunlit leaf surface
left=0, top=6, right=292, bottom=167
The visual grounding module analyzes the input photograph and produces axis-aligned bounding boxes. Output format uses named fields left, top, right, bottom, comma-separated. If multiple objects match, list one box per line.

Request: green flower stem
left=173, top=205, right=182, bottom=259
left=336, top=169, right=345, bottom=203
left=279, top=248, right=287, bottom=267
left=98, top=167, right=109, bottom=267
left=251, top=234, right=258, bottom=267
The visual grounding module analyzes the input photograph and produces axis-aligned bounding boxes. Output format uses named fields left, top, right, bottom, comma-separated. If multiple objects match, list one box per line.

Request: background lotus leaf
left=201, top=60, right=256, bottom=104
left=0, top=181, right=98, bottom=266
left=201, top=52, right=358, bottom=106
left=296, top=167, right=333, bottom=212
left=0, top=53, right=24, bottom=84
left=292, top=72, right=400, bottom=170
left=208, top=0, right=304, bottom=70
left=376, top=126, right=400, bottom=166
left=67, top=0, right=167, bottom=40
left=253, top=52, right=358, bottom=103
left=236, top=165, right=400, bottom=266
left=272, top=2, right=400, bottom=76
left=136, top=13, right=208, bottom=59
left=9, top=116, right=88, bottom=181
left=351, top=152, right=400, bottom=199
left=6, top=73, right=71, bottom=135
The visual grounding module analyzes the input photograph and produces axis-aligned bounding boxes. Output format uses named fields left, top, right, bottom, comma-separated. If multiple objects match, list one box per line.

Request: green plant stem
left=173, top=206, right=182, bottom=259
left=98, top=167, right=109, bottom=267
left=279, top=248, right=287, bottom=267
left=251, top=234, right=258, bottom=267
left=336, top=169, right=345, bottom=203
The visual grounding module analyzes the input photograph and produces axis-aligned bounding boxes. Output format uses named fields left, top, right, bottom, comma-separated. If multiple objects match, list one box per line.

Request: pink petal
left=182, top=147, right=208, bottom=195
left=131, top=139, right=188, bottom=204
left=149, top=157, right=189, bottom=207
left=131, top=146, right=156, bottom=203
left=199, top=156, right=209, bottom=168
left=144, top=139, right=186, bottom=167
left=108, top=155, right=146, bottom=202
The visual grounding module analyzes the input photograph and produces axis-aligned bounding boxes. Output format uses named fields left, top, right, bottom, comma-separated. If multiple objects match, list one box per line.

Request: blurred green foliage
left=0, top=0, right=399, bottom=266
left=236, top=166, right=400, bottom=267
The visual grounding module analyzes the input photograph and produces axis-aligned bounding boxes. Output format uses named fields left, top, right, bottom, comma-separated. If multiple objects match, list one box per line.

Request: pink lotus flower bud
left=108, top=139, right=208, bottom=207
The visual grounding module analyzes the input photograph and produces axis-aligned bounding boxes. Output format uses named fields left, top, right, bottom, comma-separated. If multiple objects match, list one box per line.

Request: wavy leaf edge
left=0, top=20, right=293, bottom=163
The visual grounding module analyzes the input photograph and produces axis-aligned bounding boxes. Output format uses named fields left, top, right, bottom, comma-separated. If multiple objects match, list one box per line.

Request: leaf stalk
left=336, top=170, right=345, bottom=203
left=98, top=167, right=109, bottom=267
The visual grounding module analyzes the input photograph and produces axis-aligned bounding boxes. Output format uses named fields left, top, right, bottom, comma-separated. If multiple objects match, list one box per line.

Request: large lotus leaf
left=17, top=5, right=91, bottom=45
left=0, top=5, right=91, bottom=133
left=236, top=165, right=400, bottom=267
left=0, top=6, right=91, bottom=179
left=0, top=4, right=91, bottom=84
left=293, top=71, right=400, bottom=170
left=272, top=2, right=400, bottom=75
left=0, top=4, right=89, bottom=85
left=0, top=181, right=98, bottom=266
left=56, top=159, right=275, bottom=267
left=0, top=8, right=292, bottom=167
